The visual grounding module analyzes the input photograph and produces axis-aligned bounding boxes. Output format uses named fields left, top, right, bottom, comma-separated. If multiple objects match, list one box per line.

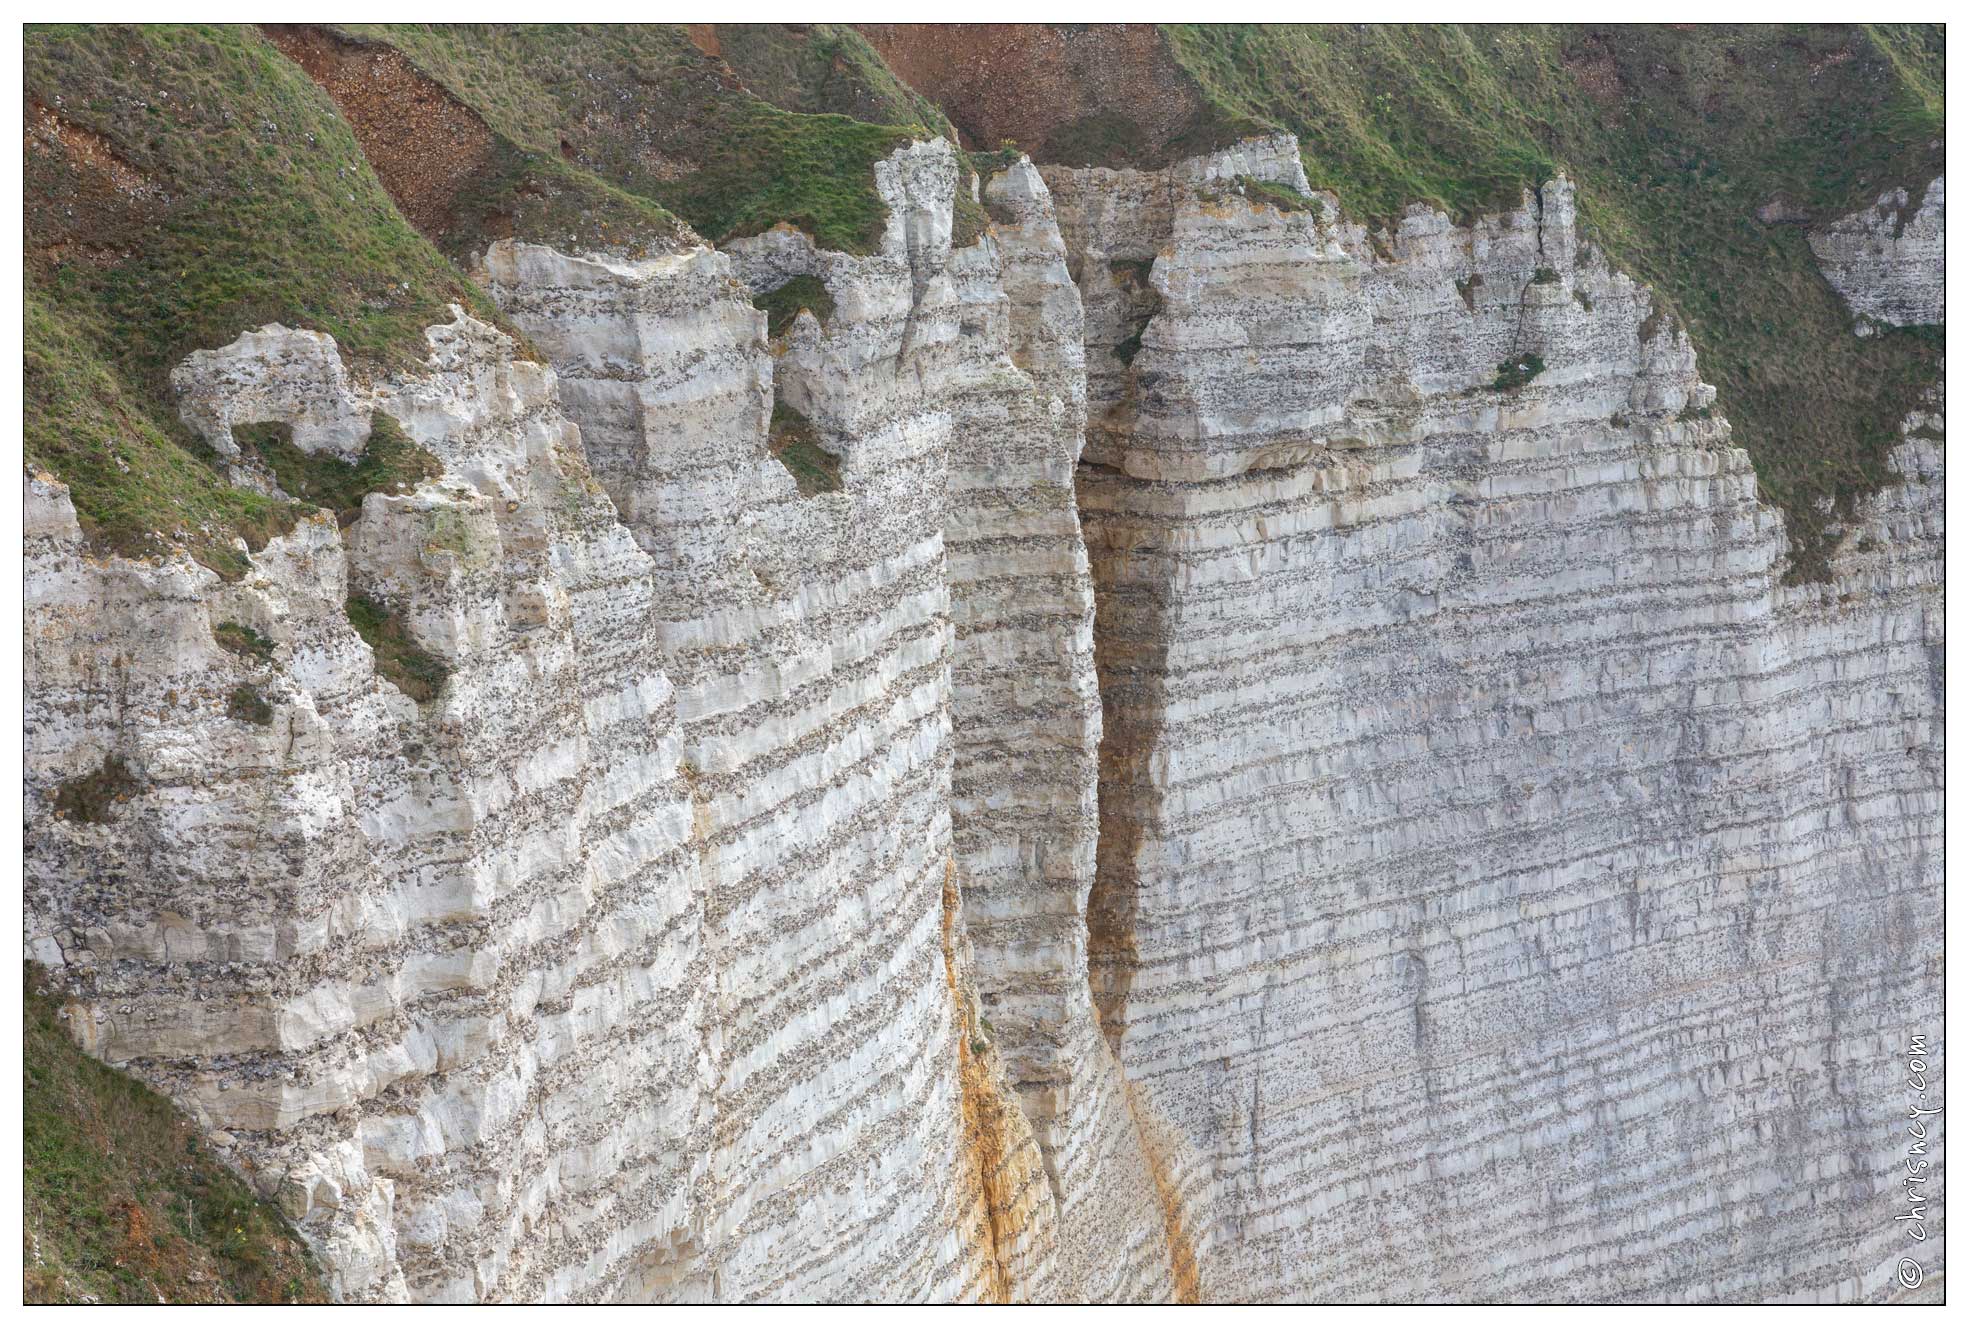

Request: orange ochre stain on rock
left=945, top=863, right=1201, bottom=1303
left=940, top=862, right=1067, bottom=1303
left=1126, top=1085, right=1203, bottom=1303
left=941, top=863, right=1013, bottom=1301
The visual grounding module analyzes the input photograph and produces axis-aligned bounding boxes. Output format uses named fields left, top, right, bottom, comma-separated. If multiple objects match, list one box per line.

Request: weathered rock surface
left=172, top=323, right=373, bottom=459
left=28, top=309, right=707, bottom=1302
left=481, top=143, right=1177, bottom=1303
left=23, top=134, right=1944, bottom=1303
left=1809, top=175, right=1944, bottom=330
left=1050, top=143, right=1944, bottom=1302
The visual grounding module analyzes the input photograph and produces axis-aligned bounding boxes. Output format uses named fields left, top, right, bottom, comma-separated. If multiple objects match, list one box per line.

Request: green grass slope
left=23, top=24, right=502, bottom=575
left=24, top=973, right=328, bottom=1304
left=711, top=23, right=955, bottom=131
left=1159, top=23, right=1945, bottom=580
left=345, top=24, right=944, bottom=255
left=257, top=24, right=691, bottom=266
left=20, top=22, right=1943, bottom=586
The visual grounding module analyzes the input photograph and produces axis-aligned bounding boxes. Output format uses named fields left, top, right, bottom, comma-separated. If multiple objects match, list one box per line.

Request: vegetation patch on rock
left=346, top=591, right=450, bottom=702
left=1107, top=257, right=1164, bottom=370
left=212, top=622, right=276, bottom=663
left=24, top=969, right=328, bottom=1304
left=237, top=414, right=441, bottom=527
left=1492, top=352, right=1546, bottom=392
left=52, top=756, right=140, bottom=826
left=754, top=275, right=837, bottom=339
left=767, top=402, right=844, bottom=496
left=225, top=684, right=274, bottom=727
left=1233, top=175, right=1321, bottom=214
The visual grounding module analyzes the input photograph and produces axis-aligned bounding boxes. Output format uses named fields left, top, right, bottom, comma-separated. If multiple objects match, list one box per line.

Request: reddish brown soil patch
left=682, top=24, right=721, bottom=58
left=855, top=23, right=1210, bottom=166
left=24, top=102, right=166, bottom=265
left=260, top=24, right=495, bottom=239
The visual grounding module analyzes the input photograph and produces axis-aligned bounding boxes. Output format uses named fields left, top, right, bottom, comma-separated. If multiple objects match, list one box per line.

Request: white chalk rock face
left=26, top=308, right=720, bottom=1302
left=1047, top=141, right=1944, bottom=1302
left=483, top=140, right=1180, bottom=1303
left=22, top=131, right=1944, bottom=1304
left=172, top=323, right=376, bottom=458
left=1810, top=175, right=1944, bottom=329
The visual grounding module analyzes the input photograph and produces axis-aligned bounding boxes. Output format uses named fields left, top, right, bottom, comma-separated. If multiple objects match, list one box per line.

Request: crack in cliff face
left=470, top=141, right=1126, bottom=1302
left=1080, top=550, right=1166, bottom=1061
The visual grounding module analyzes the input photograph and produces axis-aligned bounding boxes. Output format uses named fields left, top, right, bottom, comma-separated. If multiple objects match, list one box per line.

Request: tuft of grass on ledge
left=237, top=414, right=441, bottom=527
left=1234, top=174, right=1320, bottom=214
left=1491, top=352, right=1545, bottom=392
left=51, top=757, right=140, bottom=826
left=225, top=684, right=274, bottom=727
left=213, top=622, right=276, bottom=663
left=346, top=592, right=450, bottom=702
left=753, top=275, right=837, bottom=339
left=767, top=402, right=843, bottom=496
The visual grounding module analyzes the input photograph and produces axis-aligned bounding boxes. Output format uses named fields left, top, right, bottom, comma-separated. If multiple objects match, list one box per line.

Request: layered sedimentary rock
left=1810, top=175, right=1945, bottom=329
left=23, top=138, right=1177, bottom=1303
left=472, top=141, right=1060, bottom=1302
left=23, top=128, right=1944, bottom=1304
left=1050, top=139, right=1944, bottom=1301
left=481, top=143, right=1179, bottom=1303
left=25, top=312, right=720, bottom=1302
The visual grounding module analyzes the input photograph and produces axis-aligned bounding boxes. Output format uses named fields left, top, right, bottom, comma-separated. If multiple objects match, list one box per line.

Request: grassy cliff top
left=21, top=23, right=967, bottom=580
left=24, top=24, right=500, bottom=574
left=259, top=24, right=692, bottom=264
left=344, top=24, right=950, bottom=255
left=847, top=22, right=1943, bottom=579
left=1157, top=23, right=1945, bottom=580
left=23, top=24, right=1946, bottom=582
left=24, top=974, right=328, bottom=1304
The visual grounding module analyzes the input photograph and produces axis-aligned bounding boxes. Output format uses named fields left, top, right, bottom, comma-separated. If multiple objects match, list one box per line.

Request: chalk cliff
left=1049, top=138, right=1944, bottom=1301
left=23, top=130, right=1944, bottom=1303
